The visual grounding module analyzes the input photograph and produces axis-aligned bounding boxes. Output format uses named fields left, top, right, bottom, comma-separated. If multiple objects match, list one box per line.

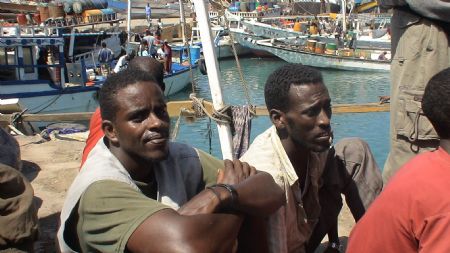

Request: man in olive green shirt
left=65, top=143, right=222, bottom=252
left=58, top=68, right=285, bottom=253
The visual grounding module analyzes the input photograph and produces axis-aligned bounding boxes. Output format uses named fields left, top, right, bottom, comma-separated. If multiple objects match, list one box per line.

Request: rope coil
left=190, top=94, right=231, bottom=124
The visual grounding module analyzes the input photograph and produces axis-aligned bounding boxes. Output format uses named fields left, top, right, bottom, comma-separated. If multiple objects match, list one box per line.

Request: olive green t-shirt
left=76, top=149, right=222, bottom=252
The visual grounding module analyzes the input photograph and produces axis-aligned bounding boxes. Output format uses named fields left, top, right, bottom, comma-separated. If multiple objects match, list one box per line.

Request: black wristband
left=207, top=183, right=239, bottom=208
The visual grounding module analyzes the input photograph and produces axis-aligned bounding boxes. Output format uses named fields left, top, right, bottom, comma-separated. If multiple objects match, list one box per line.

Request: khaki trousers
left=383, top=10, right=450, bottom=182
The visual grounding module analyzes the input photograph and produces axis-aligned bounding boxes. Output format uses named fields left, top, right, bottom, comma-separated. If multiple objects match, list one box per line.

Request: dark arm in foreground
left=127, top=160, right=285, bottom=253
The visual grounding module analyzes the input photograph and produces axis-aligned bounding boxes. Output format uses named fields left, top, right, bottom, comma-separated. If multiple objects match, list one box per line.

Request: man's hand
left=216, top=159, right=257, bottom=185
left=180, top=159, right=284, bottom=217
left=214, top=159, right=285, bottom=217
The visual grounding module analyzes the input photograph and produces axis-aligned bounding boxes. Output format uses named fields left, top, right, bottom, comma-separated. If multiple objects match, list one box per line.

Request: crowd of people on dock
left=99, top=23, right=173, bottom=77
left=0, top=0, right=449, bottom=252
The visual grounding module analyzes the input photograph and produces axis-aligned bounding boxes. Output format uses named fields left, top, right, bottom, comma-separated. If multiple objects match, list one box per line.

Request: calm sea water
left=169, top=57, right=391, bottom=168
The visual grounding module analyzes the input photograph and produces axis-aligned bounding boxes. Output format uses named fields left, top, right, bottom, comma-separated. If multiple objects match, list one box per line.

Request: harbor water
left=169, top=57, right=390, bottom=168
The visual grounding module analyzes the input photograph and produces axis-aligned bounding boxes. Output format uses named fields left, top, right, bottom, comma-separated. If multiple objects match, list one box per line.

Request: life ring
left=199, top=58, right=207, bottom=75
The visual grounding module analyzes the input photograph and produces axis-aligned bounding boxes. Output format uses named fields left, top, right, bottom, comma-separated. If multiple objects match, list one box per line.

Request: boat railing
left=230, top=11, right=261, bottom=19
left=209, top=11, right=219, bottom=19
left=0, top=25, right=62, bottom=38
left=0, top=15, right=123, bottom=38
left=41, top=14, right=123, bottom=28
left=73, top=51, right=98, bottom=67
left=263, top=37, right=390, bottom=62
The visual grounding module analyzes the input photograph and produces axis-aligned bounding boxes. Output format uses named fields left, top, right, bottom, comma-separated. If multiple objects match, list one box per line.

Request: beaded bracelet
left=207, top=183, right=239, bottom=208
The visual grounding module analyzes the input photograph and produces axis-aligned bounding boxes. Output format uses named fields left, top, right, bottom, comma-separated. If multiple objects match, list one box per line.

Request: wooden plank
left=0, top=3, right=37, bottom=13
left=253, top=103, right=389, bottom=116
left=0, top=101, right=389, bottom=123
left=0, top=112, right=94, bottom=122
left=332, top=103, right=389, bottom=114
left=167, top=100, right=214, bottom=117
left=0, top=13, right=17, bottom=21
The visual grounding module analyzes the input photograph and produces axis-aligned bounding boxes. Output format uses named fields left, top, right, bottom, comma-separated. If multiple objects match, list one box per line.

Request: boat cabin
left=0, top=25, right=104, bottom=104
left=0, top=27, right=67, bottom=86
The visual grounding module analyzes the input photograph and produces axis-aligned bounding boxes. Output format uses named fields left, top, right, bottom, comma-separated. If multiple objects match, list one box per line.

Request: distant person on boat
left=81, top=57, right=166, bottom=167
left=162, top=41, right=172, bottom=74
left=138, top=40, right=150, bottom=57
left=98, top=42, right=114, bottom=76
left=58, top=68, right=284, bottom=253
left=145, top=3, right=152, bottom=27
left=143, top=30, right=157, bottom=58
left=348, top=29, right=357, bottom=50
left=334, top=23, right=343, bottom=47
left=113, top=50, right=136, bottom=74
left=240, top=64, right=383, bottom=253
left=377, top=51, right=388, bottom=61
left=155, top=19, right=162, bottom=38
left=157, top=45, right=165, bottom=59
left=347, top=67, right=450, bottom=253
left=0, top=128, right=38, bottom=252
left=380, top=0, right=450, bottom=183
left=36, top=46, right=51, bottom=80
left=156, top=44, right=171, bottom=74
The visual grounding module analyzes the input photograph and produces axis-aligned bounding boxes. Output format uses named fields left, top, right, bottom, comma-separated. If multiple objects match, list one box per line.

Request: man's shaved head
left=128, top=56, right=165, bottom=91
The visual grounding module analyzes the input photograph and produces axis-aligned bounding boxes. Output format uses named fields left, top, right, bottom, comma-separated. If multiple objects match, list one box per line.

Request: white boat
left=0, top=13, right=130, bottom=116
left=23, top=13, right=127, bottom=69
left=126, top=41, right=198, bottom=96
left=233, top=30, right=390, bottom=72
left=0, top=26, right=102, bottom=127
left=162, top=46, right=198, bottom=96
left=123, top=0, right=199, bottom=97
left=241, top=19, right=391, bottom=50
left=70, top=30, right=125, bottom=68
left=163, top=66, right=193, bottom=96
left=191, top=25, right=251, bottom=59
left=197, top=9, right=284, bottom=58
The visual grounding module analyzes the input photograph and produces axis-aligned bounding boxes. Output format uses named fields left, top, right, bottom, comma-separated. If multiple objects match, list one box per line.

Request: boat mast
left=341, top=0, right=347, bottom=34
left=127, top=0, right=132, bottom=49
left=179, top=0, right=187, bottom=44
left=193, top=0, right=234, bottom=160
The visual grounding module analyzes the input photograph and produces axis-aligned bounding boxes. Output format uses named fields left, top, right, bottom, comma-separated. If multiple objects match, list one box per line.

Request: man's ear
left=269, top=109, right=286, bottom=130
left=102, top=120, right=119, bottom=145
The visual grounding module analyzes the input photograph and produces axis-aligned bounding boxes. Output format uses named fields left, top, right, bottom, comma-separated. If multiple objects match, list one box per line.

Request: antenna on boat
left=341, top=0, right=347, bottom=34
left=126, top=0, right=132, bottom=50
left=179, top=0, right=187, bottom=44
left=193, top=0, right=234, bottom=160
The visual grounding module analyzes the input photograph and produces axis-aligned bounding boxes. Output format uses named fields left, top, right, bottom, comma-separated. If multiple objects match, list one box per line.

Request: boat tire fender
left=199, top=59, right=207, bottom=75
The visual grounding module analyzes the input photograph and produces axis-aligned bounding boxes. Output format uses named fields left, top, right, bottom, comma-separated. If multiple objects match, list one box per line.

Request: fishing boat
left=1, top=3, right=126, bottom=68
left=238, top=17, right=391, bottom=50
left=161, top=45, right=199, bottom=96
left=126, top=36, right=199, bottom=96
left=185, top=8, right=285, bottom=59
left=123, top=0, right=199, bottom=97
left=0, top=26, right=102, bottom=123
left=190, top=25, right=251, bottom=59
left=0, top=7, right=131, bottom=114
left=65, top=20, right=126, bottom=68
left=233, top=30, right=390, bottom=72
